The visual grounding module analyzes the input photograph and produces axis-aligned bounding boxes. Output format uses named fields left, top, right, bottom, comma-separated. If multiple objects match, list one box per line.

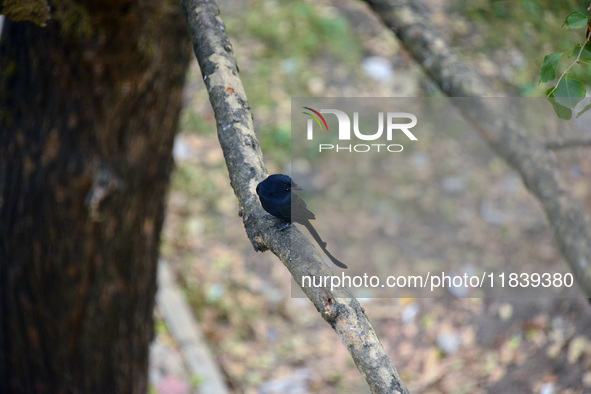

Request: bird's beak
left=291, top=183, right=302, bottom=190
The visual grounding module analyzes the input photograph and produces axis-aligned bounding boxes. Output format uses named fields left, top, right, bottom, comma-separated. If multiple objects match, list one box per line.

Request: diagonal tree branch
left=363, top=0, right=591, bottom=298
left=181, top=0, right=409, bottom=392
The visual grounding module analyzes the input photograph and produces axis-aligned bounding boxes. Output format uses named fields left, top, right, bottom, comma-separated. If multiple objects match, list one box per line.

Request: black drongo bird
left=256, top=174, right=348, bottom=269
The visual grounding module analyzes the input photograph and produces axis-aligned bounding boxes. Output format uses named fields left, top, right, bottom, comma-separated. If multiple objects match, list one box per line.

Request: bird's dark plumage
left=256, top=174, right=347, bottom=269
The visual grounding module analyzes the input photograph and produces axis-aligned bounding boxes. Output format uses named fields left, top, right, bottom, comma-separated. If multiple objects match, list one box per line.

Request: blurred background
left=156, top=0, right=591, bottom=392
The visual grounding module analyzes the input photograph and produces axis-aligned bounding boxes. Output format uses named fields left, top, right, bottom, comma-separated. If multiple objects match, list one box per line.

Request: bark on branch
left=181, top=0, right=408, bottom=392
left=545, top=138, right=591, bottom=150
left=364, top=0, right=591, bottom=297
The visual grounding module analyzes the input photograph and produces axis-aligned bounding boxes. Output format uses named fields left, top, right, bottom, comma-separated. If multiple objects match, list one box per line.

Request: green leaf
left=539, top=52, right=563, bottom=82
left=563, top=11, right=589, bottom=29
left=570, top=43, right=591, bottom=61
left=553, top=77, right=586, bottom=108
left=549, top=99, right=573, bottom=120
left=546, top=88, right=573, bottom=120
left=576, top=102, right=591, bottom=118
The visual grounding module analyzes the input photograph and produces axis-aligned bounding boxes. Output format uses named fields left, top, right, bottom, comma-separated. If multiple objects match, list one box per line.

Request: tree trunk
left=0, top=2, right=190, bottom=392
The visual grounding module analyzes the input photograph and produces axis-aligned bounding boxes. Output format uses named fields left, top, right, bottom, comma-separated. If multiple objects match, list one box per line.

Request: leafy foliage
left=552, top=76, right=586, bottom=108
left=539, top=53, right=563, bottom=83
left=458, top=0, right=591, bottom=96
left=540, top=9, right=591, bottom=119
left=563, top=11, right=590, bottom=29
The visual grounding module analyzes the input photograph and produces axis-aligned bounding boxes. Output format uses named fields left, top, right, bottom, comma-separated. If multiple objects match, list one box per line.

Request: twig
left=363, top=0, right=591, bottom=298
left=180, top=0, right=409, bottom=392
left=545, top=137, right=591, bottom=150
left=548, top=30, right=591, bottom=97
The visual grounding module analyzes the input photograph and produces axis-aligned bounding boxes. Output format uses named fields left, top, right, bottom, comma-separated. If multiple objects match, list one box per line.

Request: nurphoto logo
left=302, top=107, right=418, bottom=153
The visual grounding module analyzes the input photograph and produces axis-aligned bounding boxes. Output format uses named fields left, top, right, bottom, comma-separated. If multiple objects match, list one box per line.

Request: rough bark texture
left=0, top=1, right=190, bottom=392
left=364, top=0, right=591, bottom=298
left=181, top=1, right=408, bottom=393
